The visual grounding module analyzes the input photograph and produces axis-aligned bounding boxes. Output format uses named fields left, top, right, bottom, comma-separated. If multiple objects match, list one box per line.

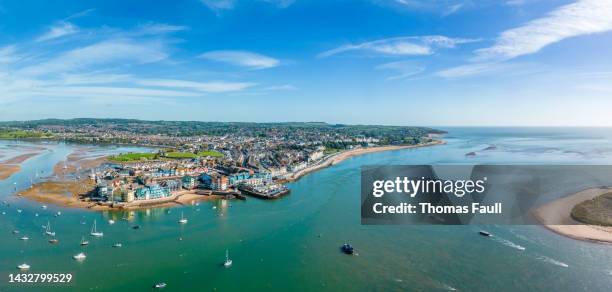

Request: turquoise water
left=1, top=128, right=612, bottom=291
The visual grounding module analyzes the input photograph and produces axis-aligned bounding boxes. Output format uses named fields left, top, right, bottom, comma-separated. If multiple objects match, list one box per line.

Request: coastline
left=17, top=139, right=444, bottom=211
left=0, top=152, right=42, bottom=180
left=285, top=140, right=445, bottom=182
left=533, top=187, right=612, bottom=244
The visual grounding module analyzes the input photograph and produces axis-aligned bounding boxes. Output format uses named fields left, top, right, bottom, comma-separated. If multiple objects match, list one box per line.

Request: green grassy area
left=323, top=148, right=343, bottom=155
left=196, top=150, right=224, bottom=158
left=109, top=152, right=158, bottom=162
left=0, top=129, right=52, bottom=139
left=164, top=152, right=198, bottom=159
left=571, top=192, right=612, bottom=226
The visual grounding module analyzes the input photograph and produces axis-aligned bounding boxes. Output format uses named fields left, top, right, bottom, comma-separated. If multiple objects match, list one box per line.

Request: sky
left=1, top=0, right=612, bottom=126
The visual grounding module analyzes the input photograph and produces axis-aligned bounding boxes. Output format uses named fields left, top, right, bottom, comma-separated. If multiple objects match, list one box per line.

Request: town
left=1, top=119, right=445, bottom=207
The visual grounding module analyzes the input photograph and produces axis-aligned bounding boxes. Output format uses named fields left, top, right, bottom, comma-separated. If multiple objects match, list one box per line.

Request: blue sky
left=1, top=0, right=612, bottom=126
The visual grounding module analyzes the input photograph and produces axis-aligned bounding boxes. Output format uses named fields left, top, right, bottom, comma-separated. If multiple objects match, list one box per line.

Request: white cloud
left=36, top=21, right=78, bottom=42
left=376, top=61, right=425, bottom=80
left=442, top=3, right=464, bottom=17
left=476, top=0, right=612, bottom=60
left=199, top=50, right=280, bottom=69
left=319, top=35, right=478, bottom=58
left=0, top=46, right=18, bottom=63
left=201, top=0, right=235, bottom=11
left=263, top=84, right=298, bottom=91
left=435, top=62, right=539, bottom=78
left=136, top=23, right=188, bottom=35
left=20, top=39, right=168, bottom=76
left=134, top=79, right=256, bottom=92
left=260, top=0, right=295, bottom=8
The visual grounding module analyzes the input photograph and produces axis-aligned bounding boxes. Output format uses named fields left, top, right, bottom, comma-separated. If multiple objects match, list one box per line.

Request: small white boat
left=56, top=211, right=62, bottom=216
left=13, top=230, right=19, bottom=234
left=17, top=209, right=22, bottom=213
left=224, top=249, right=232, bottom=267
left=80, top=237, right=89, bottom=246
left=178, top=212, right=188, bottom=224
left=113, top=243, right=122, bottom=248
left=73, top=252, right=86, bottom=260
left=41, top=205, right=47, bottom=209
left=154, top=282, right=167, bottom=289
left=212, top=206, right=217, bottom=210
left=90, top=220, right=103, bottom=237
left=20, top=236, right=29, bottom=241
left=108, top=219, right=115, bottom=225
left=45, top=221, right=56, bottom=237
left=17, top=263, right=30, bottom=270
left=1, top=211, right=5, bottom=215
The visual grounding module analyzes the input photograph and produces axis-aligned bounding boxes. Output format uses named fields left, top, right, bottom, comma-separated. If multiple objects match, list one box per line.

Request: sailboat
left=90, top=220, right=103, bottom=237
left=178, top=212, right=188, bottom=224
left=224, top=249, right=232, bottom=267
left=80, top=236, right=89, bottom=246
left=45, top=221, right=56, bottom=236
left=17, top=263, right=30, bottom=270
left=73, top=252, right=86, bottom=260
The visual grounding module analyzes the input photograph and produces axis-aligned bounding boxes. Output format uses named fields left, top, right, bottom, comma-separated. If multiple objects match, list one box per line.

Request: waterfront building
left=182, top=176, right=196, bottom=189
left=228, top=172, right=250, bottom=186
left=134, top=183, right=170, bottom=200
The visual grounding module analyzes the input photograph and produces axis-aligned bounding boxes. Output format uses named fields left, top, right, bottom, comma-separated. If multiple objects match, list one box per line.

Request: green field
left=164, top=152, right=198, bottom=159
left=109, top=152, right=158, bottom=162
left=0, top=129, right=52, bottom=139
left=196, top=150, right=224, bottom=158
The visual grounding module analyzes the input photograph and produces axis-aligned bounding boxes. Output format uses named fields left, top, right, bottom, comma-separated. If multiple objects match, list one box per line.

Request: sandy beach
left=286, top=140, right=445, bottom=182
left=20, top=178, right=221, bottom=211
left=533, top=187, right=612, bottom=244
left=0, top=152, right=42, bottom=180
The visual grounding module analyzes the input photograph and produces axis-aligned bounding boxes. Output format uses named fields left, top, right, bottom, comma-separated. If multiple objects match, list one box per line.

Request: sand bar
left=533, top=187, right=612, bottom=244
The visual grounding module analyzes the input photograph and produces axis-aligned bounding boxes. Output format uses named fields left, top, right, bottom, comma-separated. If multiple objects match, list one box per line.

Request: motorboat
left=73, top=252, right=86, bottom=260
left=479, top=231, right=492, bottom=237
left=341, top=243, right=354, bottom=255
left=17, top=263, right=30, bottom=270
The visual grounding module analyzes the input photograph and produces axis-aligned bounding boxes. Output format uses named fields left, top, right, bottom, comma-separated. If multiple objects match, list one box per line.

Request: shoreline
left=17, top=139, right=444, bottom=211
left=532, top=187, right=612, bottom=244
left=0, top=152, right=43, bottom=180
left=285, top=140, right=445, bottom=182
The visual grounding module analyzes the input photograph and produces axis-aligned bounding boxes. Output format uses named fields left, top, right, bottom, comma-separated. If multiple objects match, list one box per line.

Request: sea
left=1, top=127, right=612, bottom=291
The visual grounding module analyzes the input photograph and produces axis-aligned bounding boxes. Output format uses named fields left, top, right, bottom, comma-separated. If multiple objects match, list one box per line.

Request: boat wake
left=492, top=237, right=526, bottom=251
left=536, top=256, right=569, bottom=268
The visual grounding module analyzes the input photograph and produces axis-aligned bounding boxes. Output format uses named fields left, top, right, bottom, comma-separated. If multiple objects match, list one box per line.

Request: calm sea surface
left=1, top=128, right=612, bottom=291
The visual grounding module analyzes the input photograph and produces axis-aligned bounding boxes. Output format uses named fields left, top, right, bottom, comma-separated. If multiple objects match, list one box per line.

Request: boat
left=80, top=237, right=89, bottom=246
left=20, top=236, right=29, bottom=241
left=154, top=282, right=167, bottom=289
left=113, top=243, right=122, bottom=248
left=132, top=225, right=141, bottom=230
left=223, top=249, right=232, bottom=267
left=73, top=252, right=86, bottom=260
left=17, top=263, right=30, bottom=270
left=41, top=205, right=47, bottom=209
left=49, top=238, right=59, bottom=244
left=178, top=212, right=188, bottom=224
left=13, top=230, right=20, bottom=234
left=17, top=209, right=22, bottom=213
left=108, top=219, right=115, bottom=225
left=45, top=221, right=56, bottom=236
left=479, top=231, right=492, bottom=237
left=90, top=220, right=103, bottom=237
left=341, top=243, right=354, bottom=255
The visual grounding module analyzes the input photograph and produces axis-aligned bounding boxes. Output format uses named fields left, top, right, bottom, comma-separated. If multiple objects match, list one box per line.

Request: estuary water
left=1, top=128, right=612, bottom=291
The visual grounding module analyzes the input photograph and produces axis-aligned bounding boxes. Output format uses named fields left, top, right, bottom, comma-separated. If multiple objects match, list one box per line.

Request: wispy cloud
left=65, top=8, right=95, bottom=20
left=319, top=35, right=479, bottom=58
left=36, top=21, right=78, bottom=42
left=136, top=23, right=189, bottom=35
left=0, top=46, right=18, bottom=63
left=476, top=0, right=612, bottom=61
left=442, top=3, right=464, bottom=17
left=134, top=79, right=256, bottom=93
left=199, top=50, right=280, bottom=69
left=435, top=62, right=540, bottom=78
left=201, top=0, right=236, bottom=11
left=20, top=39, right=168, bottom=76
left=376, top=61, right=425, bottom=80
